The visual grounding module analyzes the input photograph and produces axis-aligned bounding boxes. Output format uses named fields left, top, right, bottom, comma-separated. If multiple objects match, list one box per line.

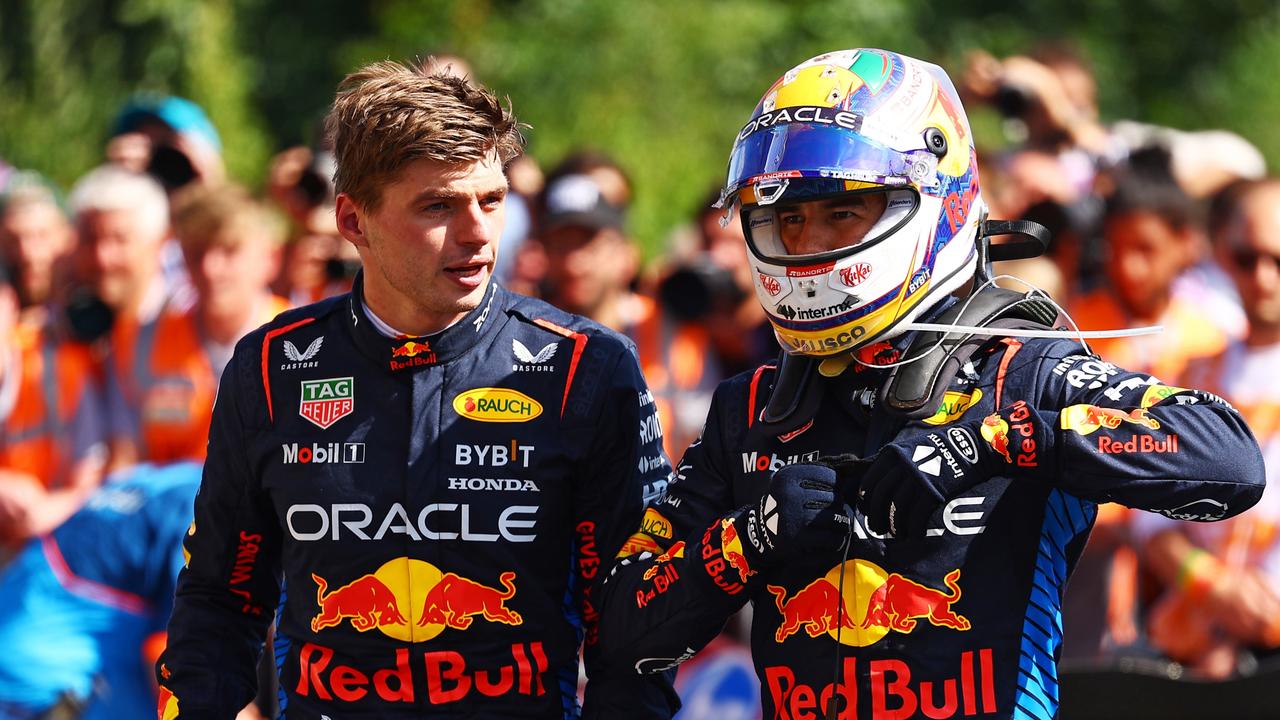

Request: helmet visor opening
left=744, top=187, right=918, bottom=265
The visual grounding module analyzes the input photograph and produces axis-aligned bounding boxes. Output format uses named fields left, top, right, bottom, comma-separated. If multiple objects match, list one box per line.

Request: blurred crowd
left=0, top=44, right=1277, bottom=717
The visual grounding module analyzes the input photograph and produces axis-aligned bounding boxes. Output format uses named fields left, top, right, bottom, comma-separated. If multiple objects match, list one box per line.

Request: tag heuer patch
left=299, top=377, right=354, bottom=429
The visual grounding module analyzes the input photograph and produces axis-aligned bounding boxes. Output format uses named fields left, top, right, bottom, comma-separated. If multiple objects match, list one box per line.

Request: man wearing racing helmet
left=596, top=48, right=1264, bottom=720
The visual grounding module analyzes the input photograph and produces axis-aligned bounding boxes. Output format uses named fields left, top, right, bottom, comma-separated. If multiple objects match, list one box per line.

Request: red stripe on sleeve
left=531, top=319, right=589, bottom=418
left=260, top=318, right=317, bottom=422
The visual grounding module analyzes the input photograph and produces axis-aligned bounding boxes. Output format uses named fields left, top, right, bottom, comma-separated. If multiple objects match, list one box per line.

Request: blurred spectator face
left=78, top=208, right=166, bottom=310
left=69, top=166, right=169, bottom=313
left=0, top=192, right=72, bottom=308
left=1104, top=210, right=1190, bottom=318
left=539, top=173, right=632, bottom=317
left=173, top=186, right=281, bottom=321
left=1221, top=185, right=1280, bottom=332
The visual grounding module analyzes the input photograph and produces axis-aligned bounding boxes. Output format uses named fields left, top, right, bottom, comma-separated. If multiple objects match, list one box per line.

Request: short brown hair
left=325, top=58, right=526, bottom=210
left=172, top=184, right=282, bottom=254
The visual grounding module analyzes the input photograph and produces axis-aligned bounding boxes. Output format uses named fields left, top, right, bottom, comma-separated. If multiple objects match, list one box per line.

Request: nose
left=455, top=199, right=495, bottom=248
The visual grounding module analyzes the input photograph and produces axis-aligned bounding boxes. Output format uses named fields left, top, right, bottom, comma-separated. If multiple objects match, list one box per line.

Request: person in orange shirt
left=1071, top=159, right=1229, bottom=382
left=0, top=173, right=74, bottom=320
left=0, top=262, right=107, bottom=553
left=120, top=185, right=287, bottom=463
left=1061, top=155, right=1233, bottom=663
left=1137, top=178, right=1280, bottom=678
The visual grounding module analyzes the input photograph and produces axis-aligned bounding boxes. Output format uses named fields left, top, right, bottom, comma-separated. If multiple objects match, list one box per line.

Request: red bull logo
left=297, top=640, right=549, bottom=705
left=769, top=560, right=969, bottom=647
left=1060, top=404, right=1162, bottom=435
left=390, top=339, right=438, bottom=370
left=643, top=541, right=686, bottom=581
left=764, top=649, right=997, bottom=720
left=980, top=414, right=1012, bottom=464
left=719, top=518, right=755, bottom=583
left=309, top=559, right=521, bottom=642
left=157, top=683, right=179, bottom=720
left=392, top=340, right=432, bottom=358
left=418, top=571, right=522, bottom=629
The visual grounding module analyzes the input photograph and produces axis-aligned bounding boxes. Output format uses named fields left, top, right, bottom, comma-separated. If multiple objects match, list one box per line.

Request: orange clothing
left=1070, top=289, right=1227, bottom=383
left=129, top=296, right=288, bottom=463
left=0, top=321, right=100, bottom=489
left=628, top=296, right=722, bottom=463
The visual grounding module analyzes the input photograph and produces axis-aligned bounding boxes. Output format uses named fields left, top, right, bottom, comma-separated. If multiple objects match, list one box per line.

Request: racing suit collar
left=346, top=271, right=505, bottom=371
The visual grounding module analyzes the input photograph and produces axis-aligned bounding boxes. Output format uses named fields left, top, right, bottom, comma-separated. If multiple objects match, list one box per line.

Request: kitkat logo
left=453, top=388, right=543, bottom=423
left=839, top=262, right=872, bottom=288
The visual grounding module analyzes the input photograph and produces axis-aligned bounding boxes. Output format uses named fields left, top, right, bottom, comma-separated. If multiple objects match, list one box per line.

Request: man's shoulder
left=234, top=295, right=348, bottom=353
left=502, top=291, right=636, bottom=357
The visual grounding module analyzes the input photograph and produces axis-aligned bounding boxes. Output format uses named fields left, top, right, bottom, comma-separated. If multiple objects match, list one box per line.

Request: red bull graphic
left=309, top=559, right=521, bottom=642
left=764, top=649, right=997, bottom=720
left=311, top=572, right=408, bottom=632
left=643, top=541, right=686, bottom=581
left=390, top=339, right=437, bottom=370
left=418, top=571, right=522, bottom=629
left=861, top=569, right=970, bottom=632
left=1060, top=404, right=1162, bottom=435
left=767, top=578, right=859, bottom=642
left=392, top=339, right=431, bottom=358
left=770, top=560, right=970, bottom=647
left=980, top=414, right=1012, bottom=463
left=296, top=640, right=550, bottom=705
left=157, top=683, right=179, bottom=720
left=719, top=518, right=755, bottom=583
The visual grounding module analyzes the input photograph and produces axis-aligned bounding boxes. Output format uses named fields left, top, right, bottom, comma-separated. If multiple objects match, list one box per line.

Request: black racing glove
left=841, top=400, right=1052, bottom=538
left=699, top=464, right=852, bottom=593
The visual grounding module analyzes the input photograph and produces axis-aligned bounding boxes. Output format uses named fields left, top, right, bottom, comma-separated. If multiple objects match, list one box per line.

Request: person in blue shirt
left=0, top=462, right=200, bottom=720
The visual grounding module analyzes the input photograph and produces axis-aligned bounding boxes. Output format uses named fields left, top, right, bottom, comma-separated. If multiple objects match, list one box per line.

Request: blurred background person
left=0, top=461, right=264, bottom=720
left=1071, top=156, right=1229, bottom=382
left=1137, top=178, right=1280, bottom=679
left=68, top=166, right=181, bottom=468
left=106, top=95, right=224, bottom=192
left=0, top=260, right=106, bottom=560
left=0, top=173, right=74, bottom=322
left=115, top=184, right=287, bottom=465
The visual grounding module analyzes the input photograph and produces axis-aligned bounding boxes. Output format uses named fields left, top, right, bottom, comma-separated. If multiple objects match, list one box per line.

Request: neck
left=200, top=295, right=261, bottom=346
left=362, top=272, right=471, bottom=336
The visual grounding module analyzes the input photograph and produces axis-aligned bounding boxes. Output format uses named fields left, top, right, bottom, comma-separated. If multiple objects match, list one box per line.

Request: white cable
left=850, top=272, right=1155, bottom=371
left=899, top=322, right=1163, bottom=339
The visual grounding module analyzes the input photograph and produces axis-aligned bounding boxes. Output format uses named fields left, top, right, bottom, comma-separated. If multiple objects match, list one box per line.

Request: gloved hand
left=839, top=400, right=1050, bottom=537
left=712, top=464, right=851, bottom=583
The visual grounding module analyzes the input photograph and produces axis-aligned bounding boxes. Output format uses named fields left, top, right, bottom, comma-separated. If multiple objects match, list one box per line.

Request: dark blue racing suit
left=597, top=325, right=1265, bottom=720
left=158, top=276, right=678, bottom=718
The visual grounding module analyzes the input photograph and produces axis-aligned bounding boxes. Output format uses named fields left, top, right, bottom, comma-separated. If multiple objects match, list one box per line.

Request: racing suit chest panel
left=730, top=351, right=1068, bottom=720
left=256, top=301, right=611, bottom=717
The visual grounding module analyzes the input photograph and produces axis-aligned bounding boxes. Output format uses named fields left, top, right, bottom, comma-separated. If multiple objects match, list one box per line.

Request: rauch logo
left=453, top=388, right=543, bottom=423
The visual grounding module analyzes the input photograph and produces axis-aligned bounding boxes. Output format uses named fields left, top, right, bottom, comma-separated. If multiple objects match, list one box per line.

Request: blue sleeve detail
left=1015, top=489, right=1095, bottom=720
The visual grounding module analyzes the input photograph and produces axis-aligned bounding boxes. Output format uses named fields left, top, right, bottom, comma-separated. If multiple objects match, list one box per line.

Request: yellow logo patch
left=453, top=388, right=543, bottom=423
left=924, top=389, right=983, bottom=425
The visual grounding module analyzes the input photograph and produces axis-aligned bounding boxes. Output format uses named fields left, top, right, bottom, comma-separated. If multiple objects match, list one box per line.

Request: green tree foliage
left=2, top=0, right=1278, bottom=254
left=0, top=0, right=271, bottom=187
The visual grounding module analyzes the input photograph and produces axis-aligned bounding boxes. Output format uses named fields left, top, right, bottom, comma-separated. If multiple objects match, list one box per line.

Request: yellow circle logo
left=453, top=388, right=544, bottom=422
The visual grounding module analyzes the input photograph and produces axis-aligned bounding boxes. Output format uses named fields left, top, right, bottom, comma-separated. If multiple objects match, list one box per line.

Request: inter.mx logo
left=283, top=442, right=366, bottom=464
left=300, top=378, right=354, bottom=429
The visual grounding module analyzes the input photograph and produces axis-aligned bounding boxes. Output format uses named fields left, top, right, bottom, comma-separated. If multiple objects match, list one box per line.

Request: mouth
left=444, top=260, right=491, bottom=287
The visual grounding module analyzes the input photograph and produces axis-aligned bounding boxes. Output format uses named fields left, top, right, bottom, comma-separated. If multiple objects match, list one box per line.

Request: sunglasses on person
left=1229, top=247, right=1280, bottom=273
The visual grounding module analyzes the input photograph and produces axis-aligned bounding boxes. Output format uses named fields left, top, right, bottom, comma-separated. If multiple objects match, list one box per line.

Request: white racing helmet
left=721, top=49, right=987, bottom=356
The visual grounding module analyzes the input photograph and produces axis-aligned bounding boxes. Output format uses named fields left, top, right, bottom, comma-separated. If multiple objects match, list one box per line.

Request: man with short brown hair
left=159, top=59, right=676, bottom=718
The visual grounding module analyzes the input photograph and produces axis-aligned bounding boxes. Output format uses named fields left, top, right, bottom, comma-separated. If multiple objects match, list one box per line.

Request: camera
left=657, top=261, right=745, bottom=322
left=993, top=83, right=1035, bottom=120
left=146, top=144, right=198, bottom=191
